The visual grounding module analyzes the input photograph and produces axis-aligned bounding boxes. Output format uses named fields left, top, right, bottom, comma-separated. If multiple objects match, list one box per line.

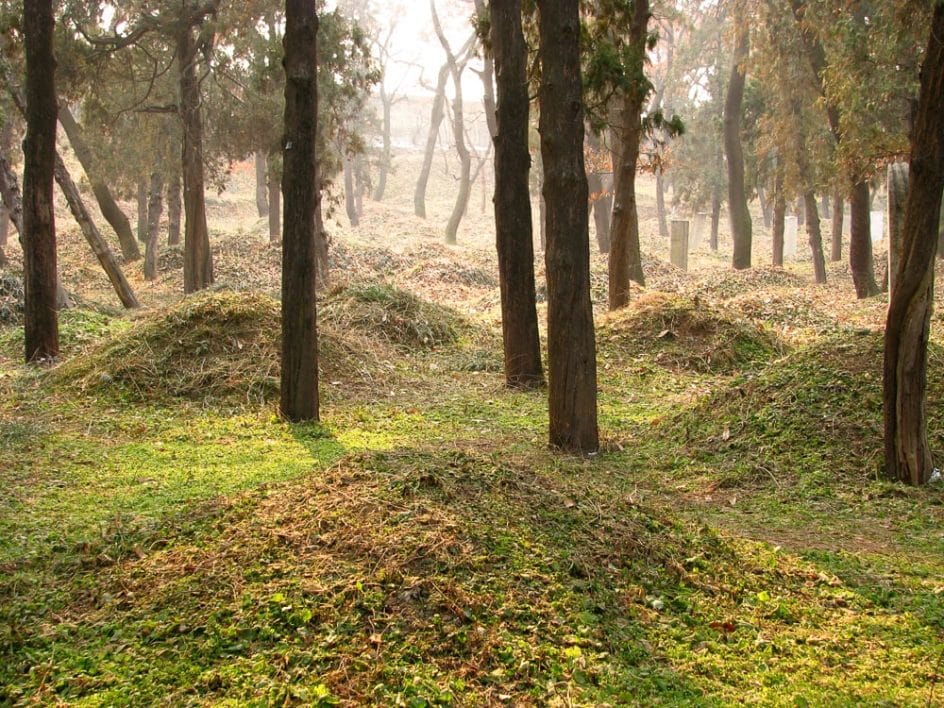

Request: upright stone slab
left=670, top=220, right=689, bottom=271
left=870, top=210, right=884, bottom=243
left=887, top=162, right=909, bottom=296
left=784, top=215, right=798, bottom=259
left=691, top=212, right=708, bottom=250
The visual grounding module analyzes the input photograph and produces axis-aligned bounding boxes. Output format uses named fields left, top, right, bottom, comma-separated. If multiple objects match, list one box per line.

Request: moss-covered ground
left=1, top=267, right=942, bottom=706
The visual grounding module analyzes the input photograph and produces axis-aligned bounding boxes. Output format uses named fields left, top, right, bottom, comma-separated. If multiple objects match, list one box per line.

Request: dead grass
left=600, top=291, right=782, bottom=373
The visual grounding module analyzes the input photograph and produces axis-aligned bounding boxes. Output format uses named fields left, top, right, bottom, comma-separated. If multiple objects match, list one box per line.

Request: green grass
left=1, top=291, right=943, bottom=705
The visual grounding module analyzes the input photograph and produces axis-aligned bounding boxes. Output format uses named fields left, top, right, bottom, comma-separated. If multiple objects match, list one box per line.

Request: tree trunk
left=167, top=170, right=181, bottom=245
left=830, top=189, right=843, bottom=261
left=414, top=62, right=450, bottom=218
left=606, top=1, right=649, bottom=309
left=431, top=2, right=473, bottom=245
left=280, top=0, right=320, bottom=422
left=315, top=176, right=329, bottom=289
left=883, top=3, right=944, bottom=486
left=491, top=0, right=543, bottom=390
left=804, top=191, right=826, bottom=284
left=757, top=185, right=772, bottom=229
left=850, top=179, right=879, bottom=298
left=254, top=150, right=269, bottom=217
left=57, top=104, right=140, bottom=262
left=608, top=102, right=646, bottom=308
left=0, top=120, right=11, bottom=251
left=354, top=153, right=367, bottom=218
left=53, top=155, right=140, bottom=307
left=772, top=168, right=785, bottom=267
left=22, top=0, right=58, bottom=362
left=724, top=14, right=752, bottom=270
left=0, top=154, right=76, bottom=309
left=710, top=190, right=721, bottom=251
left=177, top=24, right=213, bottom=293
left=588, top=170, right=611, bottom=253
left=656, top=169, right=669, bottom=239
left=343, top=155, right=359, bottom=227
left=537, top=0, right=598, bottom=453
left=136, top=177, right=148, bottom=243
left=267, top=150, right=281, bottom=243
left=144, top=171, right=163, bottom=281
left=374, top=88, right=393, bottom=201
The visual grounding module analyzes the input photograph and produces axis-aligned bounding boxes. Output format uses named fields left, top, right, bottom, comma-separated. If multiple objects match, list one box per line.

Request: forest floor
left=1, top=151, right=943, bottom=705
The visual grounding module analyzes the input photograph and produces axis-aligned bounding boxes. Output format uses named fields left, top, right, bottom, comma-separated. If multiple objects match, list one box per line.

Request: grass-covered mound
left=664, top=331, right=944, bottom=486
left=51, top=290, right=403, bottom=403
left=600, top=292, right=782, bottom=373
left=690, top=266, right=809, bottom=300
left=727, top=288, right=837, bottom=331
left=5, top=445, right=940, bottom=705
left=53, top=291, right=283, bottom=402
left=321, top=281, right=469, bottom=349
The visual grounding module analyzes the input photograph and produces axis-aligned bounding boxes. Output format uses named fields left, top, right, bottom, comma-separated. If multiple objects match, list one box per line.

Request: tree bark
left=254, top=150, right=269, bottom=217
left=431, top=2, right=473, bottom=245
left=343, top=156, right=359, bottom=226
left=177, top=23, right=213, bottom=293
left=145, top=170, right=163, bottom=281
left=374, top=85, right=393, bottom=201
left=724, top=14, right=752, bottom=270
left=0, top=154, right=75, bottom=309
left=537, top=0, right=598, bottom=453
left=772, top=167, right=785, bottom=267
left=22, top=0, right=59, bottom=362
left=655, top=170, right=669, bottom=239
left=167, top=170, right=181, bottom=245
left=54, top=155, right=140, bottom=307
left=57, top=104, right=140, bottom=262
left=267, top=150, right=281, bottom=243
left=588, top=169, right=611, bottom=253
left=136, top=177, right=148, bottom=243
left=491, top=0, right=543, bottom=390
left=0, top=120, right=11, bottom=252
left=850, top=179, right=879, bottom=297
left=414, top=62, right=450, bottom=218
left=804, top=191, right=826, bottom=284
left=710, top=190, right=721, bottom=251
left=883, top=3, right=944, bottom=486
left=830, top=189, right=843, bottom=261
left=280, top=0, right=320, bottom=422
left=757, top=185, right=772, bottom=228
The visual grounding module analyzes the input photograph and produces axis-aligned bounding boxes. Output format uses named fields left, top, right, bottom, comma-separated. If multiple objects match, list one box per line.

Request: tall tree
left=280, top=0, right=320, bottom=422
left=431, top=0, right=474, bottom=245
left=883, top=2, right=944, bottom=486
left=725, top=7, right=752, bottom=270
left=22, top=0, right=59, bottom=362
left=177, top=9, right=215, bottom=293
left=604, top=0, right=651, bottom=307
left=490, top=0, right=543, bottom=389
left=537, top=0, right=599, bottom=453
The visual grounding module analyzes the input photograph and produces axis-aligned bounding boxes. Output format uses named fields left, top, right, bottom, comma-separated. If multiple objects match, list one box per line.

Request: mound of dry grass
left=664, top=331, right=944, bottom=484
left=600, top=292, right=782, bottom=373
left=0, top=273, right=24, bottom=325
left=321, top=281, right=470, bottom=349
left=727, top=288, right=836, bottom=330
left=52, top=290, right=399, bottom=403
left=690, top=267, right=809, bottom=300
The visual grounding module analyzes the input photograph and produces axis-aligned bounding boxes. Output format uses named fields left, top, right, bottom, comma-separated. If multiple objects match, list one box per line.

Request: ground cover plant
left=1, top=152, right=943, bottom=705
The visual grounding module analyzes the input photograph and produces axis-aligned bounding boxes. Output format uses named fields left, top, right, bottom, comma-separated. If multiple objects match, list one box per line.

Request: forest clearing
left=1, top=148, right=943, bottom=704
